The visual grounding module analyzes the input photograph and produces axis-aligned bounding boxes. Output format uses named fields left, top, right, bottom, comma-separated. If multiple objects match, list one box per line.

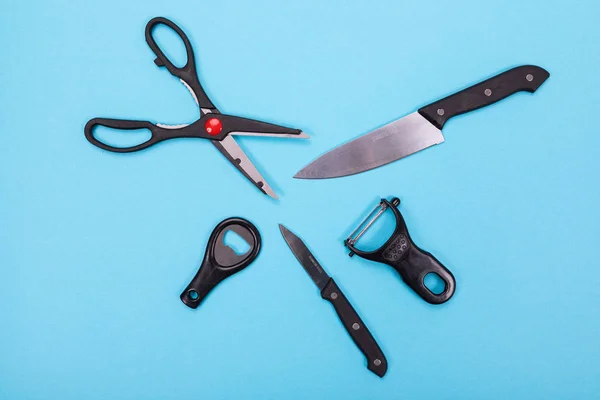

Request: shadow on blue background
left=1, top=1, right=599, bottom=399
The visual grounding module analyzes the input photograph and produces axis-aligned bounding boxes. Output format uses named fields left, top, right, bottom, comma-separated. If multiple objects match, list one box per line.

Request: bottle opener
left=181, top=217, right=261, bottom=308
left=345, top=197, right=456, bottom=304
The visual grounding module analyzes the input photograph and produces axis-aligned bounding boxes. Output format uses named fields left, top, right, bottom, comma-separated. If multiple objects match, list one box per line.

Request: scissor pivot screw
left=205, top=117, right=223, bottom=135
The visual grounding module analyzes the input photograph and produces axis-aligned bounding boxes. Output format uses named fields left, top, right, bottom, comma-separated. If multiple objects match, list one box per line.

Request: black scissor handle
left=181, top=218, right=261, bottom=309
left=145, top=17, right=216, bottom=111
left=84, top=114, right=301, bottom=153
left=346, top=198, right=456, bottom=305
left=84, top=118, right=210, bottom=153
left=84, top=118, right=168, bottom=152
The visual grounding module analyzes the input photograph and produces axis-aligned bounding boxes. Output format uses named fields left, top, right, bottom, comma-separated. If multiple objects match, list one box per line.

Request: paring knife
left=294, top=65, right=549, bottom=179
left=279, top=224, right=387, bottom=377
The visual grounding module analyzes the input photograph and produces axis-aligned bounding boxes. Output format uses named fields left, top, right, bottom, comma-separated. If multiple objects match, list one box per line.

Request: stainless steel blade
left=181, top=79, right=200, bottom=106
left=294, top=112, right=444, bottom=179
left=212, top=135, right=278, bottom=199
left=279, top=224, right=330, bottom=291
left=230, top=131, right=310, bottom=139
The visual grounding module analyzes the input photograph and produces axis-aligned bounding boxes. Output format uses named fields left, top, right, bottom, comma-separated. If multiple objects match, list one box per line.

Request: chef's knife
left=279, top=224, right=388, bottom=377
left=294, top=65, right=549, bottom=179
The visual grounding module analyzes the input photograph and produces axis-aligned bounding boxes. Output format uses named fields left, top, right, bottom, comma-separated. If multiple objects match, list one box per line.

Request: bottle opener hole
left=223, top=230, right=251, bottom=255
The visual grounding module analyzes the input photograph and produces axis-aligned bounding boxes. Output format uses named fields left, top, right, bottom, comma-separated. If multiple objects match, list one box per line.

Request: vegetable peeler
left=345, top=197, right=456, bottom=304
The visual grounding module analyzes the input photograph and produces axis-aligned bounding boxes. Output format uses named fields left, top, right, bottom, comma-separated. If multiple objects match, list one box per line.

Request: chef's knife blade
left=295, top=112, right=443, bottom=179
left=295, top=65, right=549, bottom=179
left=278, top=224, right=388, bottom=377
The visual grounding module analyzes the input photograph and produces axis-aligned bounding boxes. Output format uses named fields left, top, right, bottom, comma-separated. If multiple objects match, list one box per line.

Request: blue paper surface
left=1, top=1, right=599, bottom=398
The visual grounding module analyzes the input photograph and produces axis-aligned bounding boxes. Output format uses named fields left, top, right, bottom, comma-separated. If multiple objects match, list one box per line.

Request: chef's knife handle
left=321, top=278, right=388, bottom=378
left=418, top=65, right=549, bottom=129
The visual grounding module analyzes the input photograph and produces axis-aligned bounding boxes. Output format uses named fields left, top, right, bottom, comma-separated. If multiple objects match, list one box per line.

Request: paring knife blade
left=279, top=224, right=330, bottom=290
left=295, top=65, right=549, bottom=179
left=279, top=224, right=388, bottom=377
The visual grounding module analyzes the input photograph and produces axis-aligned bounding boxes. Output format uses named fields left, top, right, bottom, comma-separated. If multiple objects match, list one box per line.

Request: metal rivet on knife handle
left=331, top=292, right=338, bottom=300
left=526, top=74, right=534, bottom=81
left=484, top=89, right=492, bottom=96
left=374, top=359, right=382, bottom=366
left=437, top=108, right=445, bottom=116
left=352, top=323, right=360, bottom=330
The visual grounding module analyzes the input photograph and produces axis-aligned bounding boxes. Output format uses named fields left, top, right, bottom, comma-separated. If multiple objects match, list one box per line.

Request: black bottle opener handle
left=346, top=198, right=456, bottom=305
left=181, top=217, right=261, bottom=308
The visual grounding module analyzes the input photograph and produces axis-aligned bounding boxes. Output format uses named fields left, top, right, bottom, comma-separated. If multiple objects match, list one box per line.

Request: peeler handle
left=392, top=247, right=455, bottom=305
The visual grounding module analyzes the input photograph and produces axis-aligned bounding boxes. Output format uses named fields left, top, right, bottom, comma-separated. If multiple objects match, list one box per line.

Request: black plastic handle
left=181, top=218, right=261, bottom=309
left=85, top=114, right=304, bottom=153
left=346, top=198, right=456, bottom=305
left=321, top=278, right=387, bottom=377
left=85, top=117, right=232, bottom=152
left=393, top=245, right=455, bottom=305
left=85, top=117, right=205, bottom=153
left=84, top=118, right=172, bottom=152
left=145, top=17, right=216, bottom=111
left=418, top=65, right=550, bottom=129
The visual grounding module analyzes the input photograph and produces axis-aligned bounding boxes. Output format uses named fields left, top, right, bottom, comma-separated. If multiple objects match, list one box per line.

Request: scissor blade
left=212, top=136, right=278, bottom=199
left=230, top=131, right=310, bottom=139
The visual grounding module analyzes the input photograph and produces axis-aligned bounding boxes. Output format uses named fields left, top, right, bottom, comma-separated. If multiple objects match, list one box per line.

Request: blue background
left=1, top=0, right=599, bottom=399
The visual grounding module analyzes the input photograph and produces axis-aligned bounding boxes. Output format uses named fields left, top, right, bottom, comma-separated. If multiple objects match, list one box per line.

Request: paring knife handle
left=321, top=278, right=388, bottom=378
left=418, top=65, right=549, bottom=129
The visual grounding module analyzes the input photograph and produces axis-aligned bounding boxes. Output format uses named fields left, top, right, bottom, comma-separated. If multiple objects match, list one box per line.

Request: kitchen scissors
left=84, top=17, right=309, bottom=199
